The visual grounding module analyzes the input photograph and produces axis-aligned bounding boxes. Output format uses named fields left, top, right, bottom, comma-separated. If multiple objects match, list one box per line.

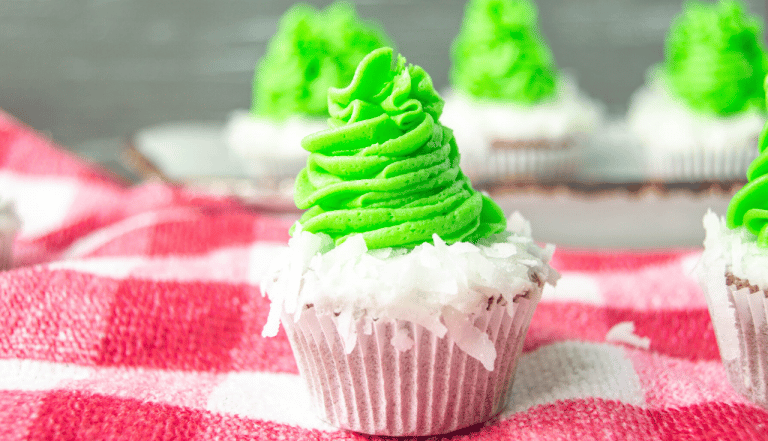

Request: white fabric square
left=542, top=273, right=604, bottom=305
left=0, top=172, right=78, bottom=238
left=206, top=371, right=333, bottom=430
left=504, top=341, right=644, bottom=415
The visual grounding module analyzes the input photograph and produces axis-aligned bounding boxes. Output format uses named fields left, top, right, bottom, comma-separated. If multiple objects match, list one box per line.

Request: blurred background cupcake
left=441, top=0, right=603, bottom=185
left=223, top=1, right=392, bottom=188
left=0, top=198, right=20, bottom=271
left=627, top=0, right=768, bottom=182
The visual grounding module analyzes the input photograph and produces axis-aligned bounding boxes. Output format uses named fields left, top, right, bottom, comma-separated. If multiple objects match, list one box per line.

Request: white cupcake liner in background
left=645, top=148, right=757, bottom=182
left=224, top=110, right=323, bottom=184
left=441, top=75, right=603, bottom=185
left=0, top=200, right=20, bottom=271
left=722, top=283, right=768, bottom=407
left=462, top=143, right=581, bottom=184
left=0, top=230, right=15, bottom=271
left=234, top=157, right=305, bottom=192
left=628, top=79, right=763, bottom=182
left=281, top=288, right=541, bottom=436
left=238, top=157, right=307, bottom=185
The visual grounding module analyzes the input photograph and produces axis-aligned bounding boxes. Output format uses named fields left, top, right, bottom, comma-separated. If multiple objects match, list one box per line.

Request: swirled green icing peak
left=727, top=77, right=768, bottom=245
left=451, top=0, right=558, bottom=103
left=664, top=0, right=768, bottom=116
left=252, top=2, right=391, bottom=120
left=293, top=47, right=507, bottom=249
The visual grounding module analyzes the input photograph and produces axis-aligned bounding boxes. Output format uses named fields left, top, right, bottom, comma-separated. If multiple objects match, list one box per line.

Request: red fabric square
left=652, top=402, right=768, bottom=441
left=227, top=286, right=298, bottom=374
left=146, top=213, right=266, bottom=256
left=551, top=249, right=690, bottom=272
left=0, top=268, right=117, bottom=364
left=79, top=211, right=290, bottom=258
left=527, top=303, right=719, bottom=361
left=97, top=279, right=248, bottom=371
left=27, top=391, right=203, bottom=441
left=607, top=308, right=718, bottom=361
left=0, top=391, right=44, bottom=441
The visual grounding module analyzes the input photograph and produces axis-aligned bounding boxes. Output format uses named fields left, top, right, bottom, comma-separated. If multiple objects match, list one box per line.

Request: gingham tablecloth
left=0, top=110, right=766, bottom=440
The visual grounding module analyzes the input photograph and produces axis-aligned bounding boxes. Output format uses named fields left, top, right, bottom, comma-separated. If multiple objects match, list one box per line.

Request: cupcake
left=224, top=2, right=391, bottom=187
left=627, top=0, right=768, bottom=181
left=441, top=0, right=602, bottom=184
left=0, top=198, right=20, bottom=271
left=699, top=98, right=768, bottom=407
left=261, top=47, right=558, bottom=436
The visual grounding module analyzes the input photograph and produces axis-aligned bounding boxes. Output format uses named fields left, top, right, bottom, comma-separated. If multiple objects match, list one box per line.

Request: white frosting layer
left=224, top=110, right=326, bottom=176
left=440, top=75, right=604, bottom=161
left=702, top=210, right=768, bottom=289
left=261, top=213, right=558, bottom=367
left=627, top=79, right=765, bottom=155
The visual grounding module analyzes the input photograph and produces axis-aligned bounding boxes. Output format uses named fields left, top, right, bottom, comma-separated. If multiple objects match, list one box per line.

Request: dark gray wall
left=1, top=0, right=766, bottom=149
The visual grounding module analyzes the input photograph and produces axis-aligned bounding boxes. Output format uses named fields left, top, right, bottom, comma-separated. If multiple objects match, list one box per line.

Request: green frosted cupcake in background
left=451, top=0, right=558, bottom=104
left=627, top=0, right=768, bottom=181
left=262, top=47, right=558, bottom=436
left=700, top=77, right=768, bottom=408
left=224, top=2, right=392, bottom=185
left=441, top=0, right=603, bottom=184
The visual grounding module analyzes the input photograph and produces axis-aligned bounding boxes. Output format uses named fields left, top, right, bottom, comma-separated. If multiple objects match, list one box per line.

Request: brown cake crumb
left=529, top=271, right=544, bottom=288
left=725, top=272, right=765, bottom=295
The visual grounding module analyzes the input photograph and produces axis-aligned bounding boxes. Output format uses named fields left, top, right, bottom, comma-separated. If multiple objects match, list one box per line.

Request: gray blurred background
left=1, top=0, right=766, bottom=169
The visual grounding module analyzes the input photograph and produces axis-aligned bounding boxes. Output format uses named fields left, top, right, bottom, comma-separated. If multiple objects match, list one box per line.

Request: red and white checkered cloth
left=0, top=109, right=766, bottom=440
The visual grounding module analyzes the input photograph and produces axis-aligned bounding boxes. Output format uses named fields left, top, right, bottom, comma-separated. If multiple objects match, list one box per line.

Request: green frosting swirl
left=293, top=47, right=507, bottom=249
left=252, top=2, right=391, bottom=120
left=450, top=0, right=558, bottom=103
left=664, top=0, right=768, bottom=116
left=727, top=77, right=768, bottom=245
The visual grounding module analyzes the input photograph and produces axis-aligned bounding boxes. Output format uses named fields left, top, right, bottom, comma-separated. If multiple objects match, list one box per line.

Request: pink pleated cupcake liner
left=281, top=290, right=540, bottom=436
left=646, top=148, right=756, bottom=182
left=721, top=283, right=768, bottom=408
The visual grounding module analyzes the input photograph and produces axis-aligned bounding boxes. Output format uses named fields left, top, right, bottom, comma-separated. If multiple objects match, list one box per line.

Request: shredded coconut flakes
left=260, top=213, right=559, bottom=370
